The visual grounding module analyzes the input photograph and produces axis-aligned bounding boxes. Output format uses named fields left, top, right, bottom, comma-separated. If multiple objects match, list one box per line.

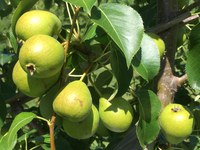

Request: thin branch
left=65, top=6, right=80, bottom=53
left=176, top=74, right=187, bottom=87
left=5, top=92, right=31, bottom=104
left=148, top=13, right=199, bottom=33
left=182, top=14, right=199, bottom=24
left=60, top=6, right=80, bottom=86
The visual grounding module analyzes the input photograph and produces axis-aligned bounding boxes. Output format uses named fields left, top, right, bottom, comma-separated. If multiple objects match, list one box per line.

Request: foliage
left=0, top=0, right=200, bottom=150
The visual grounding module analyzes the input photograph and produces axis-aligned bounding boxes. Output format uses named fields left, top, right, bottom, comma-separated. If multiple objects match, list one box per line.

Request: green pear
left=99, top=97, right=133, bottom=133
left=62, top=105, right=99, bottom=140
left=159, top=103, right=194, bottom=144
left=15, top=10, right=62, bottom=40
left=12, top=61, right=59, bottom=97
left=147, top=32, right=166, bottom=57
left=53, top=80, right=92, bottom=122
left=19, top=34, right=64, bottom=78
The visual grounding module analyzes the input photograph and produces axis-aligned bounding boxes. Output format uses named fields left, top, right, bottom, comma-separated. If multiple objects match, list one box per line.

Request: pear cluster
left=12, top=10, right=64, bottom=97
left=52, top=80, right=134, bottom=139
left=13, top=10, right=134, bottom=140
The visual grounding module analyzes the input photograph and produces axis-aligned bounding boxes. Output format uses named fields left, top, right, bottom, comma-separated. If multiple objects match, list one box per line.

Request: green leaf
left=10, top=0, right=21, bottom=8
left=82, top=23, right=97, bottom=41
left=11, top=0, right=39, bottom=33
left=110, top=45, right=133, bottom=96
left=95, top=70, right=113, bottom=88
left=186, top=44, right=200, bottom=90
left=8, top=28, right=18, bottom=53
left=62, top=0, right=96, bottom=14
left=0, top=112, right=36, bottom=150
left=189, top=23, right=200, bottom=48
left=0, top=0, right=8, bottom=10
left=132, top=33, right=160, bottom=81
left=0, top=53, right=14, bottom=66
left=136, top=90, right=161, bottom=148
left=91, top=3, right=144, bottom=67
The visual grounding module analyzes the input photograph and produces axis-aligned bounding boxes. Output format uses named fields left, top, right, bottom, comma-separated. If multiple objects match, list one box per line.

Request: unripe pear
left=159, top=103, right=194, bottom=144
left=12, top=61, right=59, bottom=97
left=62, top=105, right=99, bottom=140
left=19, top=34, right=64, bottom=78
left=99, top=97, right=133, bottom=133
left=53, top=80, right=92, bottom=122
left=147, top=32, right=166, bottom=57
left=15, top=10, right=62, bottom=40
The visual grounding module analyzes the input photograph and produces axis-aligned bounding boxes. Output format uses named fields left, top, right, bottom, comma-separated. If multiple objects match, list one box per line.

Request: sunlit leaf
left=132, top=33, right=160, bottom=81
left=91, top=3, right=144, bottom=67
left=82, top=23, right=98, bottom=41
left=0, top=112, right=36, bottom=150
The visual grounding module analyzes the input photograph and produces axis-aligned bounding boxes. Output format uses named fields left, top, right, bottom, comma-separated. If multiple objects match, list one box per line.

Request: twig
left=182, top=14, right=199, bottom=24
left=64, top=6, right=80, bottom=53
left=147, top=13, right=199, bottom=33
left=5, top=93, right=31, bottom=104
left=60, top=6, right=80, bottom=86
left=176, top=74, right=187, bottom=87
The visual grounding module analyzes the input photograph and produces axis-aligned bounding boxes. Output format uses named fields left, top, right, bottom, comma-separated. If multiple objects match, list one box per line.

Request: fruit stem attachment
left=36, top=116, right=50, bottom=124
left=80, top=63, right=93, bottom=81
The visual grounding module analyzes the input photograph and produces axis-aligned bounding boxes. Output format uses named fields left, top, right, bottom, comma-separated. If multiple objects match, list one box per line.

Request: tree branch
left=148, top=13, right=199, bottom=33
left=157, top=58, right=177, bottom=107
left=176, top=74, right=187, bottom=87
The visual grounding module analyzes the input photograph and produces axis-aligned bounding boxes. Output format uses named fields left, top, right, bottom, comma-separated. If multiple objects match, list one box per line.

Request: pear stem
left=60, top=6, right=80, bottom=87
left=65, top=6, right=80, bottom=54
left=49, top=113, right=56, bottom=150
left=80, top=63, right=93, bottom=81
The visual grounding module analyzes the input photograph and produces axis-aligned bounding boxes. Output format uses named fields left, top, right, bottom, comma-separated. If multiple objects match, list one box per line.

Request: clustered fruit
left=13, top=10, right=134, bottom=140
left=13, top=10, right=64, bottom=97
